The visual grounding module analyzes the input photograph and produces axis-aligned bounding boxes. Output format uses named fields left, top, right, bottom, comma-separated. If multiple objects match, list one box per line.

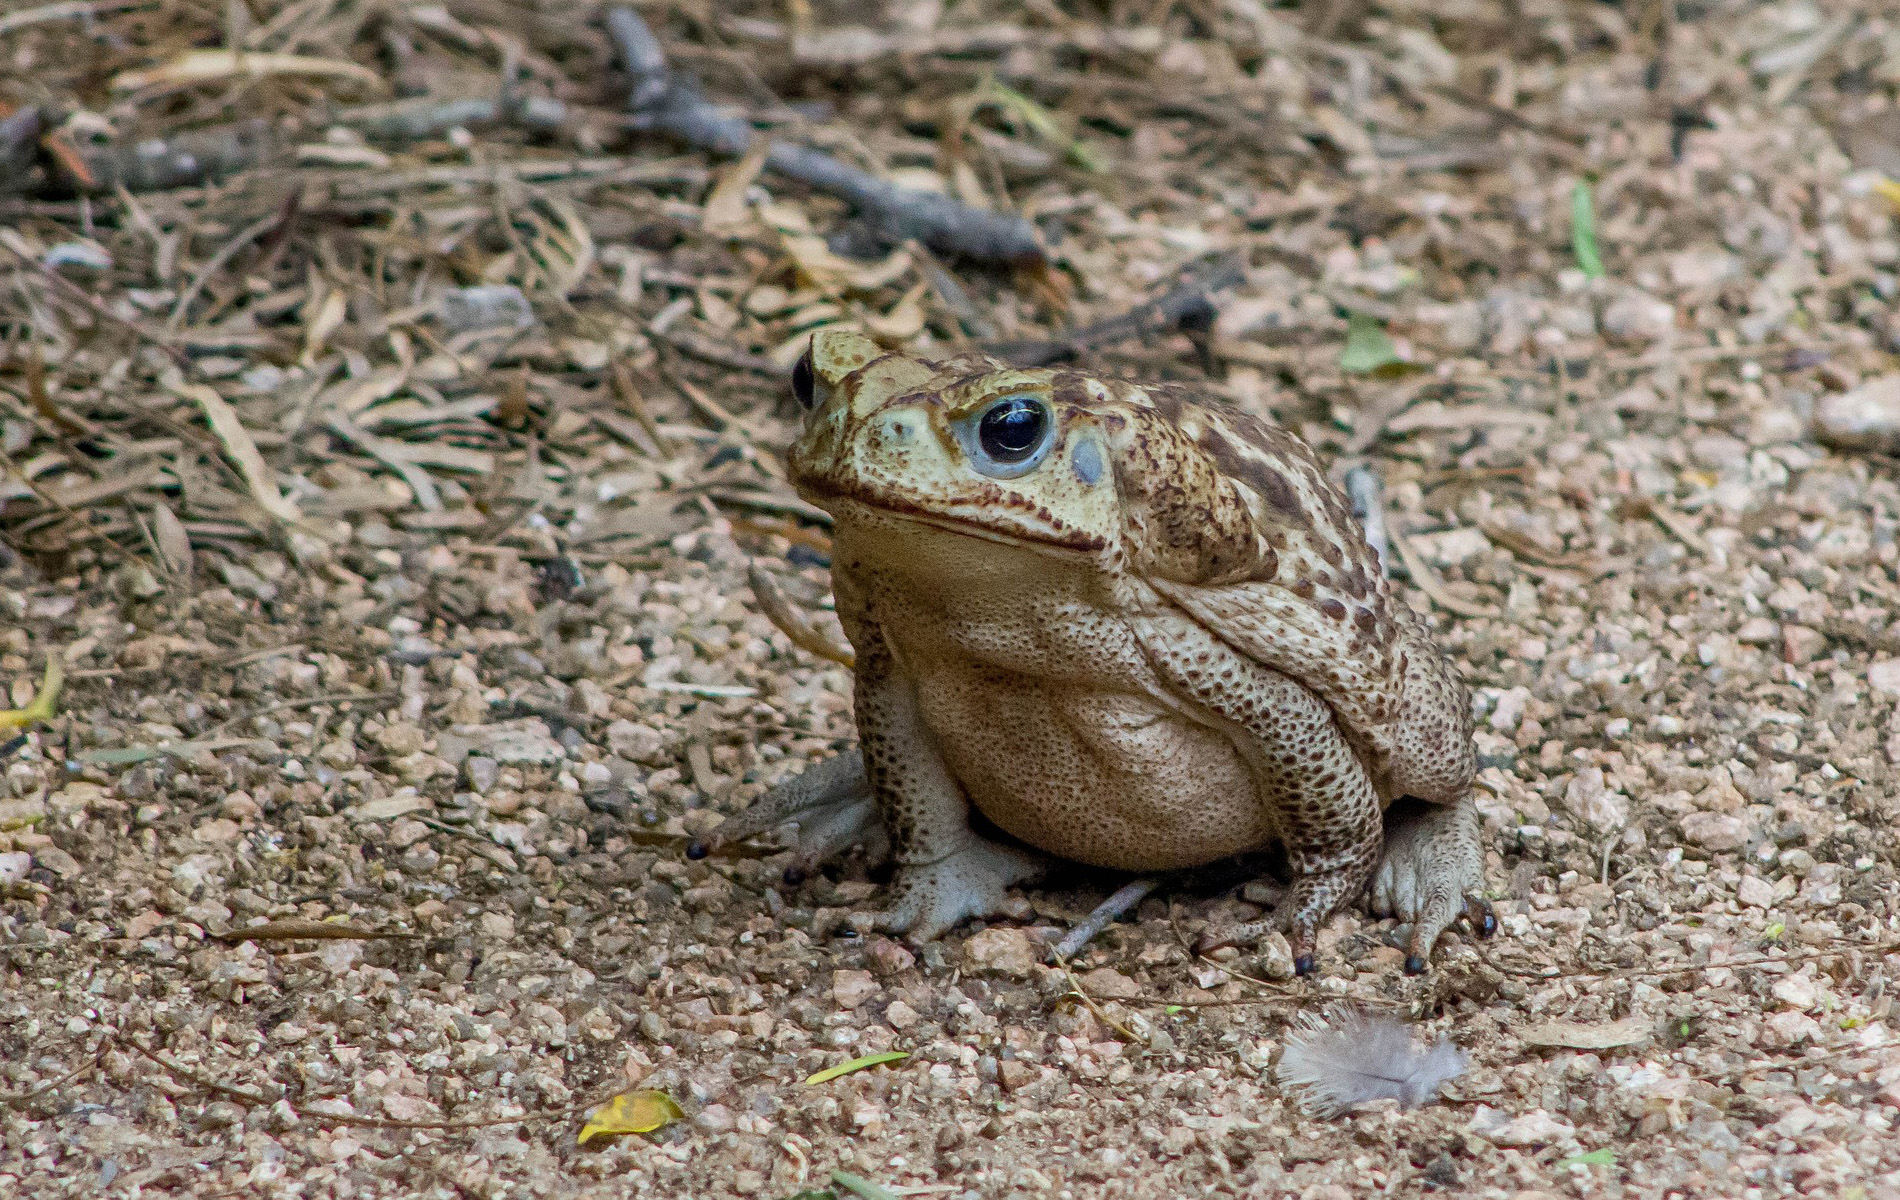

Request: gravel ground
left=6, top=2, right=1900, bottom=1197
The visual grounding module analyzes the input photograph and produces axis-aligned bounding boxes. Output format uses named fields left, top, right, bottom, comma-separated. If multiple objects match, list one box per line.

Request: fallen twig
left=0, top=107, right=42, bottom=186
left=1343, top=465, right=1389, bottom=576
left=1048, top=877, right=1159, bottom=963
left=983, top=253, right=1243, bottom=366
left=329, top=93, right=570, bottom=142
left=167, top=195, right=299, bottom=331
left=53, top=119, right=276, bottom=194
left=748, top=563, right=854, bottom=667
left=785, top=21, right=1165, bottom=68
left=0, top=1037, right=113, bottom=1109
left=604, top=7, right=1043, bottom=266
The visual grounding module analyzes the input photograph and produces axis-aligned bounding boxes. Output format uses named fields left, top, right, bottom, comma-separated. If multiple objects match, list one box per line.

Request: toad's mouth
left=798, top=483, right=1108, bottom=555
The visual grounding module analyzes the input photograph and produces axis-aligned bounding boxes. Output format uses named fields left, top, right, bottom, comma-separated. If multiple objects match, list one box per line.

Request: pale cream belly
left=913, top=667, right=1273, bottom=871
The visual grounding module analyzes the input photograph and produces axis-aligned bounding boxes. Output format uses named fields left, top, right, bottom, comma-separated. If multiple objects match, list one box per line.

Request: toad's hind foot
left=876, top=835, right=1048, bottom=943
left=688, top=752, right=889, bottom=882
left=1369, top=795, right=1495, bottom=973
left=1194, top=838, right=1381, bottom=976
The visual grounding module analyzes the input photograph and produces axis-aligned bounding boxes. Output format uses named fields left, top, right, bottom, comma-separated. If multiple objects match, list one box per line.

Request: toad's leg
left=1135, top=612, right=1382, bottom=975
left=687, top=751, right=889, bottom=884
left=1369, top=795, right=1496, bottom=973
left=853, top=619, right=1045, bottom=941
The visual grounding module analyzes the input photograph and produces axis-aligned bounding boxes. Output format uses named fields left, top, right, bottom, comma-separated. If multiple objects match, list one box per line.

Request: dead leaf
left=165, top=377, right=302, bottom=527
left=149, top=501, right=193, bottom=578
left=702, top=138, right=769, bottom=236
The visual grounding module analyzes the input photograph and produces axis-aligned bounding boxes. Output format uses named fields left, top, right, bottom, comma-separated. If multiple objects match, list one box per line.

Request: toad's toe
left=689, top=752, right=885, bottom=875
left=1369, top=795, right=1490, bottom=970
left=875, top=836, right=1046, bottom=942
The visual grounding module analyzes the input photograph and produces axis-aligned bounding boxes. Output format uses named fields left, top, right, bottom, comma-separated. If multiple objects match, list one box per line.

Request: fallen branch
left=603, top=7, right=1044, bottom=266
left=1048, top=877, right=1159, bottom=963
left=1343, top=464, right=1389, bottom=576
left=748, top=563, right=854, bottom=667
left=983, top=253, right=1243, bottom=366
left=0, top=0, right=151, bottom=38
left=327, top=92, right=571, bottom=142
left=54, top=119, right=276, bottom=194
left=0, top=107, right=41, bottom=186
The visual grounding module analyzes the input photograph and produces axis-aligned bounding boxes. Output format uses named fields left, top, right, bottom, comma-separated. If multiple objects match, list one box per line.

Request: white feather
left=1275, top=1008, right=1466, bottom=1117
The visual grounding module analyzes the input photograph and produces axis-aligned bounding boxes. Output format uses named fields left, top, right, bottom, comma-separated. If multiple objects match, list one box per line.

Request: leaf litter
left=0, top=1, right=1899, bottom=1197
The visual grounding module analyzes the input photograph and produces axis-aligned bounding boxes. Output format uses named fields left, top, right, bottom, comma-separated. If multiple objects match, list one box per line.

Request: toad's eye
left=791, top=347, right=817, bottom=409
left=952, top=394, right=1058, bottom=478
left=978, top=397, right=1048, bottom=462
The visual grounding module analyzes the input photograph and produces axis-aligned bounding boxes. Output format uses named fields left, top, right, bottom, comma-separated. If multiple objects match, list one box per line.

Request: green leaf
left=1559, top=1148, right=1617, bottom=1168
left=1339, top=312, right=1402, bottom=374
left=829, top=1172, right=901, bottom=1200
left=1165, top=1005, right=1184, bottom=1015
left=803, top=1051, right=909, bottom=1086
left=576, top=1090, right=683, bottom=1145
left=1762, top=921, right=1786, bottom=941
left=1571, top=181, right=1605, bottom=279
left=982, top=80, right=1106, bottom=173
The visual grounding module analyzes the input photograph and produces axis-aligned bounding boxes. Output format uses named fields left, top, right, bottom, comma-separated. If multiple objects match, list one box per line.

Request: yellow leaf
left=803, top=1051, right=909, bottom=1085
left=1874, top=176, right=1900, bottom=210
left=576, top=1090, right=683, bottom=1145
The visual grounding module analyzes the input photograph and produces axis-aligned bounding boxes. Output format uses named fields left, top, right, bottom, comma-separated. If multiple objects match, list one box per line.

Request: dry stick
left=603, top=7, right=1042, bottom=266
left=1476, top=935, right=1900, bottom=985
left=1343, top=465, right=1390, bottom=576
left=748, top=563, right=854, bottom=667
left=1048, top=877, right=1159, bottom=964
left=123, top=1034, right=268, bottom=1104
left=982, top=253, right=1245, bottom=367
left=0, top=107, right=41, bottom=187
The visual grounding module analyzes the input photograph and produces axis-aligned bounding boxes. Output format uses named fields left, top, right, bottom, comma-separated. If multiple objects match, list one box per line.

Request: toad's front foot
left=876, top=835, right=1047, bottom=943
left=1369, top=795, right=1495, bottom=973
left=688, top=752, right=889, bottom=883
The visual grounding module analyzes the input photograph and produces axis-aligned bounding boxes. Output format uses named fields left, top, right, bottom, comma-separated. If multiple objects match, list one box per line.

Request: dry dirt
left=4, top=1, right=1900, bottom=1197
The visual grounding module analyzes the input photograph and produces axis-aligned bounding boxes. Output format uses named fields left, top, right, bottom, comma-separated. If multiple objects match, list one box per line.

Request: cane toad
left=695, top=331, right=1492, bottom=972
